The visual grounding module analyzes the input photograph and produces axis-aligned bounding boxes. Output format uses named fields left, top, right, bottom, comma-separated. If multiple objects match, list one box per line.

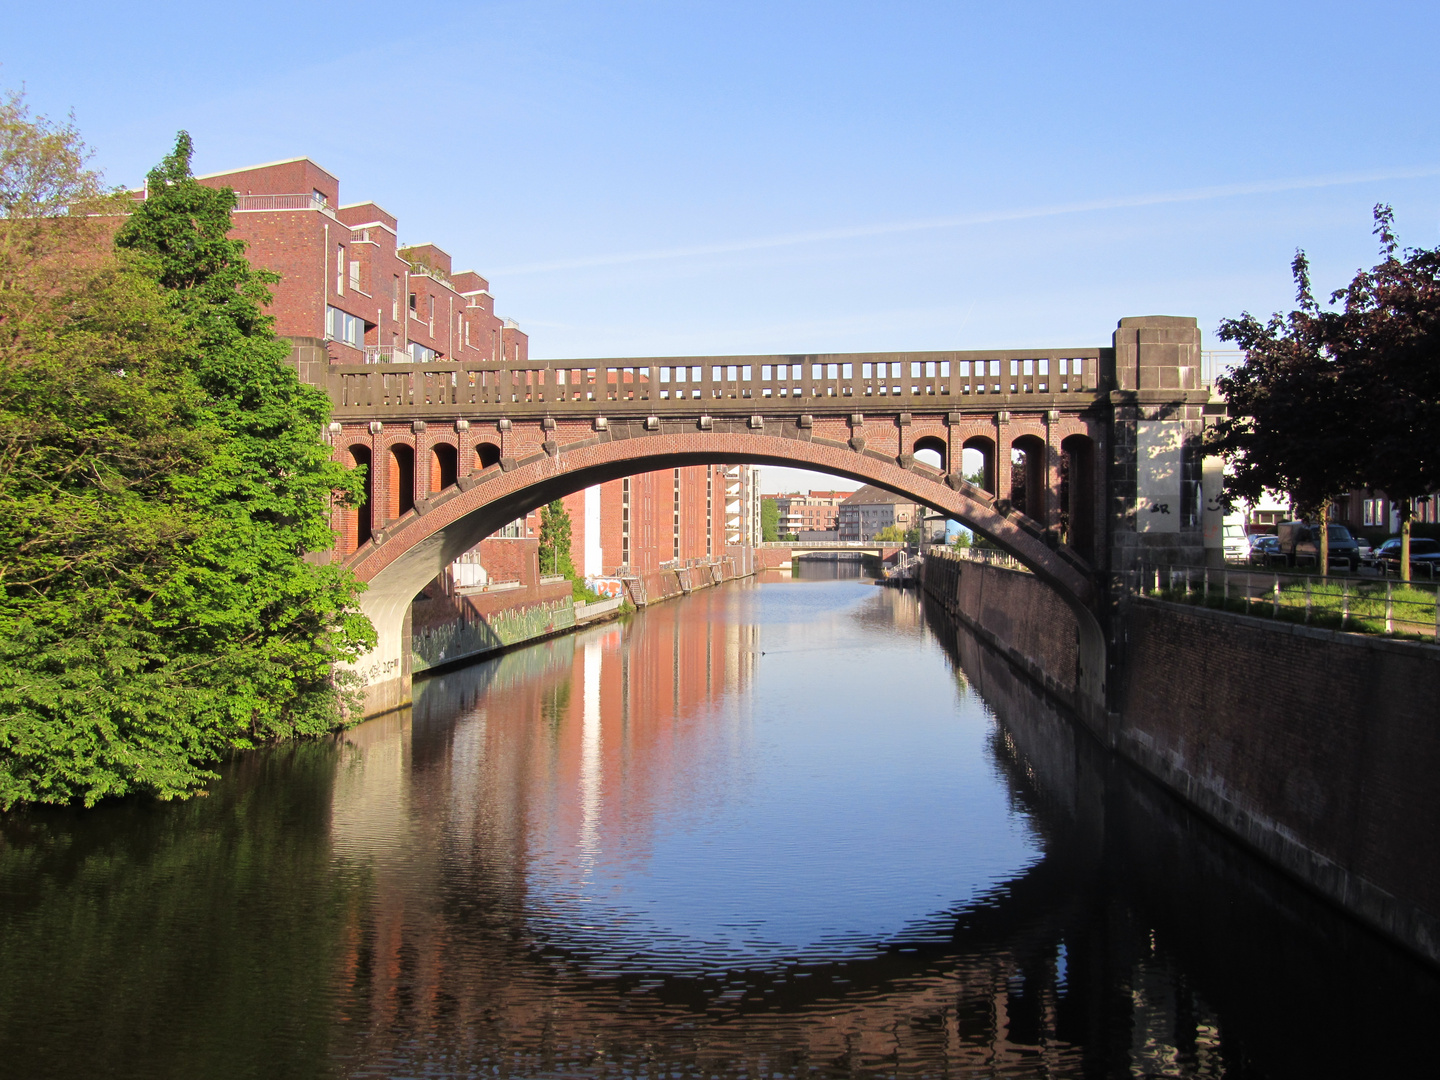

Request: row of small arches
left=343, top=441, right=503, bottom=548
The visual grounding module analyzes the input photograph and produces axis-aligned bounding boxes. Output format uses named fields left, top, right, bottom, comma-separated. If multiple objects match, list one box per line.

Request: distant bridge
left=759, top=541, right=905, bottom=560
left=308, top=316, right=1217, bottom=720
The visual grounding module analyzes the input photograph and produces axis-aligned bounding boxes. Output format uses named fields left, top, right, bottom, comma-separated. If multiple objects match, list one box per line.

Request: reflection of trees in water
left=0, top=744, right=362, bottom=1080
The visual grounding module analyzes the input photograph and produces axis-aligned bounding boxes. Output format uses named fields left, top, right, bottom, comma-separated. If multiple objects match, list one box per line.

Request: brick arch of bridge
left=342, top=423, right=1106, bottom=718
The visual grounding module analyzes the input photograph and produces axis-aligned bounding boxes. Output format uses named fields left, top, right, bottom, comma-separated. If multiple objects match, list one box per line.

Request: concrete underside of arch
left=341, top=427, right=1105, bottom=718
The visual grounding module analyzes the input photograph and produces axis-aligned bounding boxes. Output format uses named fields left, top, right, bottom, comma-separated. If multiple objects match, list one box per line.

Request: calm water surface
left=1, top=568, right=1437, bottom=1078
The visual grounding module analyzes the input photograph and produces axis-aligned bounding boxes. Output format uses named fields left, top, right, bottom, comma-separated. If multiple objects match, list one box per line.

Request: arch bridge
left=314, top=316, right=1216, bottom=720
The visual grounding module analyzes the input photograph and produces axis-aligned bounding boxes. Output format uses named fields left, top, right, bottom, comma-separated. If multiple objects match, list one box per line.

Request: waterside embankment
left=921, top=550, right=1440, bottom=966
left=411, top=550, right=754, bottom=676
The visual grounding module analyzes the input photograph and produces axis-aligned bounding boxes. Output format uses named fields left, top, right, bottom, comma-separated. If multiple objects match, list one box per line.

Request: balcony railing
left=233, top=193, right=331, bottom=213
left=363, top=344, right=412, bottom=364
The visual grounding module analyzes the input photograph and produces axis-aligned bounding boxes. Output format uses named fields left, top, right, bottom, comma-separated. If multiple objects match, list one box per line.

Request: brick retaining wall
left=1113, top=598, right=1440, bottom=964
left=921, top=554, right=1085, bottom=724
left=921, top=554, right=1440, bottom=965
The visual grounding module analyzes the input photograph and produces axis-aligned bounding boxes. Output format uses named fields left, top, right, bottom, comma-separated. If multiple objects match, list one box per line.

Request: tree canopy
left=1208, top=206, right=1440, bottom=578
left=760, top=498, right=779, bottom=542
left=0, top=104, right=370, bottom=808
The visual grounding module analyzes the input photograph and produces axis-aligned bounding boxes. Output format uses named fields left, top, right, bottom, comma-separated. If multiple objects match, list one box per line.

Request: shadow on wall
left=924, top=595, right=1440, bottom=1077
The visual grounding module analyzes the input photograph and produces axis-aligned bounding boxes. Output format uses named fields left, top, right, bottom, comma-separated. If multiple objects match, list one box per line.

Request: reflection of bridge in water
left=318, top=585, right=1436, bottom=1076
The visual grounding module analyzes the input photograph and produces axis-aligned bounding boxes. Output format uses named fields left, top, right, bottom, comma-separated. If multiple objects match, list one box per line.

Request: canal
left=1, top=567, right=1437, bottom=1077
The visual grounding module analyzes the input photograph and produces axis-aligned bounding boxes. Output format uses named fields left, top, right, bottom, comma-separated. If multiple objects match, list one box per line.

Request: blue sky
left=7, top=1, right=1438, bottom=491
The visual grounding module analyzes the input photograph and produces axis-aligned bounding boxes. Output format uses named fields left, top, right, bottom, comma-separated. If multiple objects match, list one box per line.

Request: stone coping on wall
left=1131, top=594, right=1440, bottom=662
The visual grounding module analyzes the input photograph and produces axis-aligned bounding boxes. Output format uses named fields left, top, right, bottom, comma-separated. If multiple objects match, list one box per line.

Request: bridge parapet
left=326, top=347, right=1113, bottom=420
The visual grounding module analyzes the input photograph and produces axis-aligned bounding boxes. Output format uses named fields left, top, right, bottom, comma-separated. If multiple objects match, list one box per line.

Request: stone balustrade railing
left=327, top=348, right=1107, bottom=419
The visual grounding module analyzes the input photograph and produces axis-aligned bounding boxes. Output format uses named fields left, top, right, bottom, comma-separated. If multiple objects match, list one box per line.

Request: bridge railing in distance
left=325, top=348, right=1108, bottom=419
left=930, top=546, right=1032, bottom=573
left=759, top=541, right=894, bottom=549
left=1128, top=562, right=1440, bottom=641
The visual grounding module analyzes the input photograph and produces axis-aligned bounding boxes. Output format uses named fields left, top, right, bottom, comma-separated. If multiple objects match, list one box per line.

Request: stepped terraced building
left=187, top=157, right=758, bottom=587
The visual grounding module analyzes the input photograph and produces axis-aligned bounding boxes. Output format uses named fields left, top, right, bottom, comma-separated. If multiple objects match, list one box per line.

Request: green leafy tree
left=760, top=498, right=779, bottom=542
left=1209, top=252, right=1364, bottom=577
left=873, top=524, right=908, bottom=542
left=537, top=499, right=602, bottom=600
left=537, top=499, right=576, bottom=579
left=0, top=117, right=370, bottom=808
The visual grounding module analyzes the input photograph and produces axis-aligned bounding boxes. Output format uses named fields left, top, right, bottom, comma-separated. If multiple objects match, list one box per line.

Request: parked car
left=1375, top=537, right=1440, bottom=579
left=1222, top=520, right=1250, bottom=563
left=1354, top=536, right=1375, bottom=567
left=1275, top=521, right=1362, bottom=571
left=1248, top=534, right=1282, bottom=565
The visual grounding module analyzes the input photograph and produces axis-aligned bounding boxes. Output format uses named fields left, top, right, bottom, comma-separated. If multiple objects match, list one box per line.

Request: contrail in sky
left=495, top=164, right=1440, bottom=277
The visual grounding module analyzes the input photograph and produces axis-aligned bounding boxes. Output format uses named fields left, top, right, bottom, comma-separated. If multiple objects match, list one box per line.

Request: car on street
left=1354, top=536, right=1375, bottom=567
left=1222, top=520, right=1250, bottom=563
left=1375, top=537, right=1440, bottom=579
left=1248, top=534, right=1282, bottom=565
left=1275, top=521, right=1362, bottom=571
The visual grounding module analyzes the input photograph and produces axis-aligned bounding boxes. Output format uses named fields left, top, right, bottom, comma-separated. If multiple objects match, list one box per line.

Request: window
left=392, top=276, right=400, bottom=320
left=326, top=306, right=364, bottom=349
left=674, top=469, right=682, bottom=559
left=335, top=246, right=345, bottom=294
left=622, top=478, right=631, bottom=567
left=348, top=260, right=361, bottom=291
left=408, top=340, right=438, bottom=363
left=409, top=292, right=417, bottom=314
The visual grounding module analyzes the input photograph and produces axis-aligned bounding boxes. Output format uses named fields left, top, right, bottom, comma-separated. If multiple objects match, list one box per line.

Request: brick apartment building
left=837, top=485, right=919, bottom=541
left=184, top=157, right=756, bottom=585
left=765, top=490, right=849, bottom=537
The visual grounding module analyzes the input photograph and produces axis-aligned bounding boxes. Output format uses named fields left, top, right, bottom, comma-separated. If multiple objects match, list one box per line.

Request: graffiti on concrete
left=412, top=597, right=576, bottom=673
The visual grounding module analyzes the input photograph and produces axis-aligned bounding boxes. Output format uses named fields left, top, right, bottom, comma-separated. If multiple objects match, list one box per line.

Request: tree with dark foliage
left=1209, top=206, right=1440, bottom=580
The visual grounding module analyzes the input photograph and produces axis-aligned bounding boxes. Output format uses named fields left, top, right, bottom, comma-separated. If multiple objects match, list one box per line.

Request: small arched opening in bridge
left=346, top=443, right=374, bottom=551
left=388, top=443, right=416, bottom=521
left=1061, top=434, right=1097, bottom=562
left=476, top=441, right=501, bottom=470
left=1010, top=434, right=1047, bottom=521
left=430, top=442, right=459, bottom=493
left=912, top=435, right=947, bottom=473
left=961, top=437, right=995, bottom=493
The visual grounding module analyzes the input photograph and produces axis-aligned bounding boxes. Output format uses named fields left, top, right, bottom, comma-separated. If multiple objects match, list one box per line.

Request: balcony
left=363, top=344, right=412, bottom=365
left=232, top=193, right=337, bottom=219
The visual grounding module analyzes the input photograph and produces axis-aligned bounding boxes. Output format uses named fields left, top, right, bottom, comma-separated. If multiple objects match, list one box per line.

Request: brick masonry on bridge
left=312, top=314, right=1217, bottom=721
left=328, top=407, right=1109, bottom=563
left=316, top=314, right=1218, bottom=586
